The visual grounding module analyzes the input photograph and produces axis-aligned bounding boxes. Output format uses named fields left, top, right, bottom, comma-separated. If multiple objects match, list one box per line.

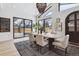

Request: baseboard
left=14, top=37, right=29, bottom=43
left=69, top=42, right=79, bottom=48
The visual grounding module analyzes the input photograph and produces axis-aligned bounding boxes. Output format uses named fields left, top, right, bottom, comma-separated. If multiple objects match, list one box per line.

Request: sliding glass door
left=13, top=17, right=32, bottom=39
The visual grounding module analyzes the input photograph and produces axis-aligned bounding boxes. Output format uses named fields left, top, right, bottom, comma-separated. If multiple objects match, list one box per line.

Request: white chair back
left=35, top=35, right=48, bottom=46
left=53, top=34, right=69, bottom=49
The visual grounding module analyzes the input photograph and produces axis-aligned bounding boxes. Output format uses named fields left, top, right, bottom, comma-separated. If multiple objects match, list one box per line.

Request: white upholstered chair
left=29, top=33, right=36, bottom=46
left=35, top=35, right=48, bottom=53
left=52, top=35, right=69, bottom=55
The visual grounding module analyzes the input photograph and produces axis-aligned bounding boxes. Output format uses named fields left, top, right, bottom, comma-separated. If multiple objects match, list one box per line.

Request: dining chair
left=52, top=35, right=69, bottom=56
left=29, top=33, right=36, bottom=46
left=35, top=35, right=48, bottom=53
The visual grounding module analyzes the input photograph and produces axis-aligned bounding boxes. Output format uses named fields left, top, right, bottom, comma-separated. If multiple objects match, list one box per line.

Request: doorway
left=65, top=11, right=79, bottom=44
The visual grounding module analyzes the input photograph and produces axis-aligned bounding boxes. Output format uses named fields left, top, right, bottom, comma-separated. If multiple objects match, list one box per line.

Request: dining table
left=32, top=32, right=63, bottom=50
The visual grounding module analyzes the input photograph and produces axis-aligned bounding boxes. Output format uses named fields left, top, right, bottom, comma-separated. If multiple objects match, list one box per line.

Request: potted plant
left=32, top=21, right=41, bottom=33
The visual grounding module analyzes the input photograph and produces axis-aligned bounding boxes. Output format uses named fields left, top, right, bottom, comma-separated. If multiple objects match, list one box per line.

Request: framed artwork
left=0, top=17, right=10, bottom=32
left=55, top=18, right=62, bottom=31
left=56, top=18, right=60, bottom=23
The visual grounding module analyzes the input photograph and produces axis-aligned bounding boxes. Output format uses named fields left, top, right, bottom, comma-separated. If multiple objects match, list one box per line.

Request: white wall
left=1, top=3, right=75, bottom=42
left=38, top=3, right=59, bottom=32
left=39, top=3, right=79, bottom=36
left=0, top=3, right=38, bottom=41
left=60, top=5, right=79, bottom=35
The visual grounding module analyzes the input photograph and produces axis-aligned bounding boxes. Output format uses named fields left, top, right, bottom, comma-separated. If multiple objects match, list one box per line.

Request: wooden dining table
left=32, top=32, right=63, bottom=50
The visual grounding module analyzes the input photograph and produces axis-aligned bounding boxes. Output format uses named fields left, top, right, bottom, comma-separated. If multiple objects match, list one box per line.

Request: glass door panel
left=13, top=17, right=24, bottom=38
left=77, top=20, right=79, bottom=31
left=76, top=13, right=79, bottom=19
left=38, top=19, right=45, bottom=33
left=45, top=19, right=52, bottom=33
left=24, top=20, right=32, bottom=36
left=68, top=20, right=75, bottom=31
left=69, top=14, right=75, bottom=20
left=39, top=20, right=44, bottom=28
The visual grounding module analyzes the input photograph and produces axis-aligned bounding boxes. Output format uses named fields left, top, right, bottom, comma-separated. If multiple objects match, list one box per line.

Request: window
left=45, top=19, right=52, bottom=33
left=59, top=3, right=79, bottom=11
left=38, top=18, right=52, bottom=33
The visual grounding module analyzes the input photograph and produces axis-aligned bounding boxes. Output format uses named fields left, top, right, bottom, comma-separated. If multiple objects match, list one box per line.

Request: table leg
left=48, top=38, right=54, bottom=50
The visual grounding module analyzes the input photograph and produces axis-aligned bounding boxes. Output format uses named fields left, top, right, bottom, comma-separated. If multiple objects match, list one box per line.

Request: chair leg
left=37, top=45, right=42, bottom=55
left=30, top=42, right=33, bottom=47
left=39, top=46, right=41, bottom=53
left=30, top=41, right=35, bottom=47
left=37, top=45, right=39, bottom=51
left=65, top=47, right=67, bottom=56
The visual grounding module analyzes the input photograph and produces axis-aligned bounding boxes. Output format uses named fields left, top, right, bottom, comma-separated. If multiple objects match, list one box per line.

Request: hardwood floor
left=15, top=40, right=79, bottom=56
left=0, top=40, right=20, bottom=56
